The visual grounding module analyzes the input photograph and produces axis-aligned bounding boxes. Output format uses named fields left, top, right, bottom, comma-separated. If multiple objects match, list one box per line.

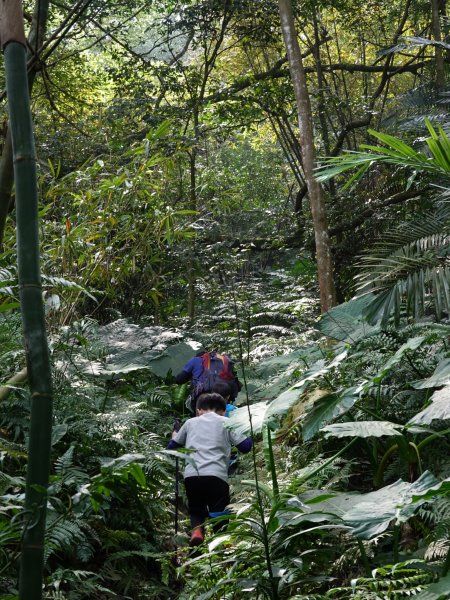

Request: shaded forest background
left=2, top=0, right=450, bottom=598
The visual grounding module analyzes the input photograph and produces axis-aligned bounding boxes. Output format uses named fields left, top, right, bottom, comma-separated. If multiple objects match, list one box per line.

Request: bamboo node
left=14, top=153, right=37, bottom=162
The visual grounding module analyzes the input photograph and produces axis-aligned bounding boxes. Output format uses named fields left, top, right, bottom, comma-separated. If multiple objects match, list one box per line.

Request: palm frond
left=355, top=206, right=450, bottom=324
left=381, top=84, right=450, bottom=134
left=316, top=120, right=450, bottom=188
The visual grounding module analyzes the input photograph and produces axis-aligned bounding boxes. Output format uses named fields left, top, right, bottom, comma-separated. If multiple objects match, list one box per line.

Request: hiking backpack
left=195, top=351, right=235, bottom=397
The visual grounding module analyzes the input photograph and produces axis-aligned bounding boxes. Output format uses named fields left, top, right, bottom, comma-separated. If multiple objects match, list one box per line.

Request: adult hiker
left=175, top=349, right=242, bottom=413
left=167, top=392, right=252, bottom=547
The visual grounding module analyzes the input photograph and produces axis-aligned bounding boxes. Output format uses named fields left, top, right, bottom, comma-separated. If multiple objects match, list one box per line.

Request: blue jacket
left=175, top=352, right=242, bottom=400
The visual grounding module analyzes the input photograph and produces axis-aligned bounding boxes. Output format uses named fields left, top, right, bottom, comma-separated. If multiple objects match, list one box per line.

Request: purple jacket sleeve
left=175, top=370, right=191, bottom=384
left=175, top=356, right=199, bottom=384
left=167, top=439, right=183, bottom=450
left=236, top=437, right=252, bottom=454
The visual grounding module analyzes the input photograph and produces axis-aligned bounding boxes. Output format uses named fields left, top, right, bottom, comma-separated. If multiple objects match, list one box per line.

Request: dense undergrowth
left=1, top=261, right=450, bottom=599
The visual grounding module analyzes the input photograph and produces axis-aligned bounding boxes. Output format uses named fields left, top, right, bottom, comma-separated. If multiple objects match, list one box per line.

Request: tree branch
left=329, top=188, right=429, bottom=237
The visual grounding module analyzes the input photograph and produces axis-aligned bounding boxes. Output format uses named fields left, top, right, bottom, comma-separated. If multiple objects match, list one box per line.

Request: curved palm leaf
left=381, top=83, right=450, bottom=134
left=316, top=120, right=450, bottom=188
left=357, top=206, right=450, bottom=324
left=317, top=121, right=450, bottom=324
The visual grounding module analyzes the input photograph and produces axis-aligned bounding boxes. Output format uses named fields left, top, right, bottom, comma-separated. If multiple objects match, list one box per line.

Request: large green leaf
left=302, top=385, right=362, bottom=442
left=372, top=336, right=427, bottom=384
left=101, top=453, right=145, bottom=468
left=285, top=490, right=359, bottom=525
left=412, top=573, right=450, bottom=599
left=321, top=420, right=403, bottom=439
left=413, top=358, right=450, bottom=389
left=147, top=342, right=199, bottom=378
left=51, top=423, right=68, bottom=447
left=243, top=351, right=321, bottom=403
left=263, top=383, right=308, bottom=425
left=342, top=471, right=450, bottom=539
left=317, top=294, right=379, bottom=343
left=81, top=339, right=198, bottom=380
left=225, top=402, right=271, bottom=437
left=409, top=385, right=450, bottom=425
left=227, top=351, right=348, bottom=436
left=84, top=361, right=151, bottom=378
left=0, top=301, right=19, bottom=312
left=253, top=347, right=322, bottom=379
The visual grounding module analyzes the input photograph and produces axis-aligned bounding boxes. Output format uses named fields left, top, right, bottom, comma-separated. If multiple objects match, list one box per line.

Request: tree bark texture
left=0, top=0, right=50, bottom=249
left=278, top=0, right=336, bottom=311
left=0, top=2, right=53, bottom=599
left=431, top=0, right=446, bottom=88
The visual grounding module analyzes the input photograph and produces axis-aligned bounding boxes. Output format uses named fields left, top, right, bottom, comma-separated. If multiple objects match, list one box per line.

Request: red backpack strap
left=202, top=351, right=211, bottom=371
left=218, top=353, right=233, bottom=380
left=218, top=353, right=228, bottom=370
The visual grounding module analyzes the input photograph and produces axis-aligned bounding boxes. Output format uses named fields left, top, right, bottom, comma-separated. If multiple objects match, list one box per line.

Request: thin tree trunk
left=0, top=3, right=53, bottom=600
left=312, top=13, right=331, bottom=156
left=312, top=11, right=338, bottom=203
left=0, top=129, right=14, bottom=247
left=187, top=110, right=198, bottom=325
left=278, top=0, right=336, bottom=311
left=431, top=0, right=446, bottom=88
left=0, top=0, right=50, bottom=249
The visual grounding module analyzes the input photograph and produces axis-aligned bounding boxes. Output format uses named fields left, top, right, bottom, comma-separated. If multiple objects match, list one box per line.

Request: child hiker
left=167, top=392, right=252, bottom=547
left=211, top=380, right=237, bottom=418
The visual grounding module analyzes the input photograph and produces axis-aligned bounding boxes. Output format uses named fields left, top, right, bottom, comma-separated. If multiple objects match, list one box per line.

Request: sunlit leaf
left=317, top=294, right=379, bottom=343
left=342, top=471, right=450, bottom=539
left=148, top=342, right=200, bottom=378
left=227, top=352, right=348, bottom=436
left=321, top=420, right=403, bottom=438
left=413, top=358, right=450, bottom=389
left=302, top=385, right=362, bottom=441
left=409, top=385, right=450, bottom=424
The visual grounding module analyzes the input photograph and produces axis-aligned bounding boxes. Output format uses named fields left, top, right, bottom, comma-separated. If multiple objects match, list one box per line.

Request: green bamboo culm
left=0, top=2, right=53, bottom=599
left=263, top=425, right=279, bottom=501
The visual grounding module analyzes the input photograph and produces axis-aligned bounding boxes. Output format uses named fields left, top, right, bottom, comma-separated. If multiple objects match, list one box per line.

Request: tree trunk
left=0, top=2, right=53, bottom=600
left=0, top=128, right=14, bottom=247
left=0, top=0, right=50, bottom=249
left=187, top=114, right=198, bottom=325
left=431, top=0, right=446, bottom=88
left=278, top=0, right=336, bottom=311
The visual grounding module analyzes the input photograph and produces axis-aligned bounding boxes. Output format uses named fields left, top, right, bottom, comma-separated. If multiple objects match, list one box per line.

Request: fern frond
left=104, top=548, right=159, bottom=564
left=45, top=514, right=94, bottom=564
left=0, top=437, right=27, bottom=461
left=54, top=445, right=75, bottom=475
left=0, top=471, right=25, bottom=495
left=425, top=539, right=450, bottom=560
left=250, top=324, right=293, bottom=337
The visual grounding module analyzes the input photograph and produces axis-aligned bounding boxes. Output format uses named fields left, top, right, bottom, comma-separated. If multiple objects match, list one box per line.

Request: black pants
left=184, top=476, right=230, bottom=529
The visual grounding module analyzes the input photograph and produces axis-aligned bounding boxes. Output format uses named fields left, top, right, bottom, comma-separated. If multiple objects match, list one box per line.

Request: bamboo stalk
left=0, top=2, right=53, bottom=599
